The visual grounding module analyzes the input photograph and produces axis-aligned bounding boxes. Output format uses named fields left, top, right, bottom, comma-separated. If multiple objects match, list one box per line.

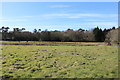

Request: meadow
left=1, top=41, right=118, bottom=78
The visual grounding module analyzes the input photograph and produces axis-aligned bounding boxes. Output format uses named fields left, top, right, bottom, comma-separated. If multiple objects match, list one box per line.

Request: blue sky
left=1, top=2, right=118, bottom=31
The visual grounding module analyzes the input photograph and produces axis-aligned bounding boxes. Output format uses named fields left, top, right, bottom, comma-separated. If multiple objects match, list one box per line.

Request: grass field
left=1, top=41, right=118, bottom=78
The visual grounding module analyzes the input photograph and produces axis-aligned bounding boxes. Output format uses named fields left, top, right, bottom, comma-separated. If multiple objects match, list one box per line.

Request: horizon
left=1, top=2, right=118, bottom=32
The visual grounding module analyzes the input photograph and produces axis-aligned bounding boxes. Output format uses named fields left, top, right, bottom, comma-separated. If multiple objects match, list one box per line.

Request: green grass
left=1, top=43, right=118, bottom=78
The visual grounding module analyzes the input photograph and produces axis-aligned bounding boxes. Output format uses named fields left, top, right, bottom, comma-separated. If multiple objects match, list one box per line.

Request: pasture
left=1, top=41, right=118, bottom=78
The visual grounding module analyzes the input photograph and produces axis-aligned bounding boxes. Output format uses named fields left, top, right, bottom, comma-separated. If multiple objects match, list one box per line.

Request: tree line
left=0, top=26, right=119, bottom=43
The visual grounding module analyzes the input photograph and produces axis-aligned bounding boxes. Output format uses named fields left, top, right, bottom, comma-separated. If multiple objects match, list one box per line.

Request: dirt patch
left=0, top=42, right=107, bottom=46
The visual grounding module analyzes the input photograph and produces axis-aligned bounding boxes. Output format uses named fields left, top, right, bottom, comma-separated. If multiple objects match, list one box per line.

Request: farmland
left=0, top=41, right=118, bottom=78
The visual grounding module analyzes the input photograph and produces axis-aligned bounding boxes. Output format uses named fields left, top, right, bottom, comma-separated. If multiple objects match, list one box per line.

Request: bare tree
left=105, top=28, right=119, bottom=45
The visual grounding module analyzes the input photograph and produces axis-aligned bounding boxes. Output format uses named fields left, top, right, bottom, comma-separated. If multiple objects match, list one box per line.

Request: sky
left=1, top=2, right=118, bottom=31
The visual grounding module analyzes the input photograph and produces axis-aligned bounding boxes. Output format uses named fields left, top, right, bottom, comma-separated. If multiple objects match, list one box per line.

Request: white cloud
left=42, top=13, right=117, bottom=19
left=37, top=22, right=118, bottom=30
left=87, top=22, right=118, bottom=26
left=67, top=14, right=102, bottom=18
left=42, top=13, right=69, bottom=18
left=74, top=22, right=118, bottom=28
left=23, top=16, right=35, bottom=18
left=22, top=13, right=117, bottom=20
left=1, top=0, right=119, bottom=2
left=2, top=21, right=117, bottom=32
left=0, top=19, right=27, bottom=22
left=50, top=5, right=70, bottom=8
